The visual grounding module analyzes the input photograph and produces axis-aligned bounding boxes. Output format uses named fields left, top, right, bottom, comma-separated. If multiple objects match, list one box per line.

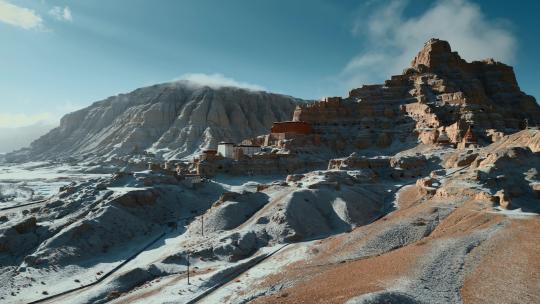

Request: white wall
left=239, top=146, right=261, bottom=157
left=218, top=144, right=261, bottom=158
left=217, top=143, right=234, bottom=158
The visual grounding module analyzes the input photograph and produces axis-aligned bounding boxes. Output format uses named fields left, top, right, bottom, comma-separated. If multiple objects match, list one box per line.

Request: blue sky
left=0, top=0, right=539, bottom=128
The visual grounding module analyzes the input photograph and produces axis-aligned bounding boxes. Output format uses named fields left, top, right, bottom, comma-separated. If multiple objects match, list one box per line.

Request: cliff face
left=407, top=38, right=538, bottom=132
left=291, top=39, right=539, bottom=152
left=7, top=82, right=301, bottom=162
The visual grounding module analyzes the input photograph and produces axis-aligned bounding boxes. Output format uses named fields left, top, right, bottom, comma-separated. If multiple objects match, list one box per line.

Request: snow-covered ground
left=0, top=162, right=107, bottom=209
left=0, top=166, right=397, bottom=303
left=213, top=174, right=287, bottom=193
left=1, top=140, right=537, bottom=304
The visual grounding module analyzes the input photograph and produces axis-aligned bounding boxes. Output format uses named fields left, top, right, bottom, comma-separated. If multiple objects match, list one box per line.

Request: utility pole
left=201, top=214, right=204, bottom=237
left=187, top=251, right=191, bottom=285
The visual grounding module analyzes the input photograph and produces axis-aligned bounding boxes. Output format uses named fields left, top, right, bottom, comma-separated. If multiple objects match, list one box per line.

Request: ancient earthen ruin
left=165, top=38, right=539, bottom=180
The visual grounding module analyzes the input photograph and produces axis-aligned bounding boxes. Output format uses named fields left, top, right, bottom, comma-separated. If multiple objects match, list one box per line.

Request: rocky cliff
left=291, top=38, right=539, bottom=154
left=406, top=38, right=539, bottom=140
left=6, top=82, right=301, bottom=162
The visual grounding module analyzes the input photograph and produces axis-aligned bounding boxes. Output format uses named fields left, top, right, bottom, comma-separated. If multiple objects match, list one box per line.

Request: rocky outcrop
left=406, top=39, right=539, bottom=140
left=6, top=82, right=301, bottom=162
left=288, top=38, right=539, bottom=155
left=443, top=150, right=479, bottom=168
left=446, top=130, right=540, bottom=212
left=328, top=153, right=390, bottom=170
left=327, top=152, right=429, bottom=179
left=482, top=129, right=540, bottom=153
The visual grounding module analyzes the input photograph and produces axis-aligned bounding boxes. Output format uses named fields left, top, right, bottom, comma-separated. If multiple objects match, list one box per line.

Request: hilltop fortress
left=151, top=39, right=538, bottom=182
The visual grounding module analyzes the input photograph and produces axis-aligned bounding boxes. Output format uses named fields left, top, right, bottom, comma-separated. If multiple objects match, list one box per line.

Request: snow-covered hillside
left=5, top=82, right=301, bottom=163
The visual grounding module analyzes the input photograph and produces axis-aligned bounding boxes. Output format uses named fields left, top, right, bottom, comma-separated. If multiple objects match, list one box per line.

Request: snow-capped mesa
left=5, top=82, right=301, bottom=164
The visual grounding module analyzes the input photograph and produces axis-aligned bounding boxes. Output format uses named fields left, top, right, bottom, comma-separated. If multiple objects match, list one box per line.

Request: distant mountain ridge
left=0, top=123, right=56, bottom=154
left=5, top=81, right=303, bottom=162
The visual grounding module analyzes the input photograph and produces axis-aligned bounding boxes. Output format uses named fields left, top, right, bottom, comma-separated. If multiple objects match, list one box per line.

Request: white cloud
left=0, top=102, right=84, bottom=128
left=48, top=6, right=72, bottom=22
left=175, top=73, right=266, bottom=91
left=342, top=0, right=517, bottom=89
left=0, top=112, right=56, bottom=128
left=0, top=122, right=55, bottom=153
left=0, top=0, right=43, bottom=29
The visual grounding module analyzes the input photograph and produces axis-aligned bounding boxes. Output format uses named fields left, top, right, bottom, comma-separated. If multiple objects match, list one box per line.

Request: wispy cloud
left=0, top=123, right=55, bottom=153
left=175, top=73, right=266, bottom=91
left=342, top=0, right=517, bottom=89
left=0, top=0, right=43, bottom=29
left=0, top=112, right=55, bottom=128
left=48, top=6, right=72, bottom=22
left=0, top=102, right=85, bottom=128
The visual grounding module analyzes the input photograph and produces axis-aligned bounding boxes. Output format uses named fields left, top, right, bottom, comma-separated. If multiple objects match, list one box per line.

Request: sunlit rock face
left=407, top=38, right=539, bottom=132
left=290, top=39, right=540, bottom=152
left=6, top=82, right=302, bottom=163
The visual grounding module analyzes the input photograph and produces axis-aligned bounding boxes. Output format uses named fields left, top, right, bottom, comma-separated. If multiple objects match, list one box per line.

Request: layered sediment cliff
left=6, top=82, right=301, bottom=162
left=290, top=39, right=539, bottom=152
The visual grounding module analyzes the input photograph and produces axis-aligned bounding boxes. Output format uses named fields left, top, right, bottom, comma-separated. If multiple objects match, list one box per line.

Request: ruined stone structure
left=328, top=152, right=429, bottom=180
left=182, top=174, right=202, bottom=188
left=217, top=142, right=262, bottom=159
left=192, top=38, right=540, bottom=177
left=270, top=121, right=312, bottom=134
left=263, top=121, right=318, bottom=148
left=283, top=38, right=539, bottom=154
left=236, top=145, right=261, bottom=157
left=436, top=127, right=451, bottom=145
left=458, top=126, right=479, bottom=149
left=292, top=97, right=352, bottom=123
left=409, top=39, right=539, bottom=132
left=200, top=149, right=219, bottom=161
left=195, top=153, right=325, bottom=177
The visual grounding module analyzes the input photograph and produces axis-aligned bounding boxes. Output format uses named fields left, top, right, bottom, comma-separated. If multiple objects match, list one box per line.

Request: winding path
left=186, top=244, right=290, bottom=304
left=26, top=216, right=197, bottom=304
left=0, top=200, right=46, bottom=212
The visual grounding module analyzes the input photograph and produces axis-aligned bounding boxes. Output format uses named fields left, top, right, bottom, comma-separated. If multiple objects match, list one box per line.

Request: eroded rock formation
left=288, top=38, right=539, bottom=155
left=6, top=82, right=302, bottom=163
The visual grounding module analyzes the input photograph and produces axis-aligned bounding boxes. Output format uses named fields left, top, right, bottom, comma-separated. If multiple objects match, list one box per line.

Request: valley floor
left=0, top=135, right=539, bottom=304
